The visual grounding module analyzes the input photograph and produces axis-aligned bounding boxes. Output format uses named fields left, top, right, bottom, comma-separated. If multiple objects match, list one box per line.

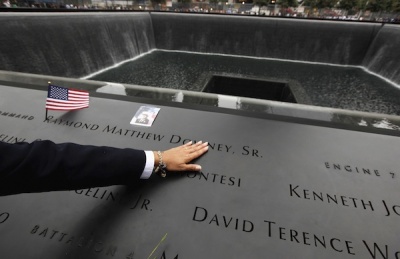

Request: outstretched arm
left=0, top=140, right=208, bottom=195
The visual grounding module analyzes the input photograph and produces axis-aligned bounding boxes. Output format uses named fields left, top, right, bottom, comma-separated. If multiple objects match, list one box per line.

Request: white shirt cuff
left=141, top=151, right=154, bottom=179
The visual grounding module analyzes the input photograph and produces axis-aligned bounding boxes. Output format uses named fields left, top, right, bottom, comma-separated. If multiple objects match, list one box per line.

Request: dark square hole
left=202, top=75, right=297, bottom=103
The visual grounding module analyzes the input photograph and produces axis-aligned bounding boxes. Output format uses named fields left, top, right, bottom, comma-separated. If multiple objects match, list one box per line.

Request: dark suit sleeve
left=0, top=140, right=147, bottom=195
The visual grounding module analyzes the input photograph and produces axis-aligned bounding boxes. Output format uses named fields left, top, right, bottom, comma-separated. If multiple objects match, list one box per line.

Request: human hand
left=154, top=141, right=208, bottom=172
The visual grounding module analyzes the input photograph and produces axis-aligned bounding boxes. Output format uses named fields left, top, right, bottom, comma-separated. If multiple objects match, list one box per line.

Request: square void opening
left=202, top=75, right=297, bottom=103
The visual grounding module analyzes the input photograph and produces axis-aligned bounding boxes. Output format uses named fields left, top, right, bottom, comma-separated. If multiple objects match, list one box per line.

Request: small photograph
left=130, top=106, right=160, bottom=127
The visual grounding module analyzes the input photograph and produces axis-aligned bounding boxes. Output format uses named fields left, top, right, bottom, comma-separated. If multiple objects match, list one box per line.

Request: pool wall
left=0, top=12, right=399, bottom=85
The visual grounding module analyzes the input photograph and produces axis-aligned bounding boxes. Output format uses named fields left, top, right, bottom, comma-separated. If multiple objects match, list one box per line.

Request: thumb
left=183, top=164, right=202, bottom=172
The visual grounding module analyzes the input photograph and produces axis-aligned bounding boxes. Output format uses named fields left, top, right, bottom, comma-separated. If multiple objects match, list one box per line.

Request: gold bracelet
left=154, top=151, right=167, bottom=177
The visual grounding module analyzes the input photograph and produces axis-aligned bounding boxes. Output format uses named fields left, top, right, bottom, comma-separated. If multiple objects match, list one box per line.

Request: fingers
left=161, top=141, right=208, bottom=172
left=184, top=141, right=208, bottom=161
left=183, top=140, right=203, bottom=149
left=189, top=145, right=208, bottom=160
left=184, top=141, right=208, bottom=151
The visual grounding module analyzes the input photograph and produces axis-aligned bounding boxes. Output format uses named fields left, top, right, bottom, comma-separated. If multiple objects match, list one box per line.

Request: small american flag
left=46, top=84, right=89, bottom=111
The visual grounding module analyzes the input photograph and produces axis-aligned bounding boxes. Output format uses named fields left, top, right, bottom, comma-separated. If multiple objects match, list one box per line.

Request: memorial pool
left=90, top=50, right=400, bottom=115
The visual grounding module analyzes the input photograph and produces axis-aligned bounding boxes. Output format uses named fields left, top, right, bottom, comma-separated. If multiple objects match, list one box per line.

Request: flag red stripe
left=46, top=101, right=89, bottom=106
left=69, top=89, right=89, bottom=95
left=46, top=105, right=89, bottom=111
left=69, top=93, right=89, bottom=97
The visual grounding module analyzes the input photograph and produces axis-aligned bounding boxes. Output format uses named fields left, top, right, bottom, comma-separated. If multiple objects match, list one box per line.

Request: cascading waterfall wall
left=0, top=12, right=399, bottom=86
left=151, top=13, right=381, bottom=66
left=362, top=24, right=400, bottom=85
left=0, top=13, right=155, bottom=78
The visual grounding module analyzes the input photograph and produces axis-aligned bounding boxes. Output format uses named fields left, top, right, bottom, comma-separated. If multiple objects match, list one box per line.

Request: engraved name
left=185, top=171, right=242, bottom=187
left=290, top=184, right=400, bottom=218
left=289, top=184, right=374, bottom=211
left=74, top=187, right=152, bottom=211
left=0, top=110, right=34, bottom=121
left=103, top=125, right=164, bottom=141
left=30, top=225, right=118, bottom=256
left=170, top=134, right=263, bottom=157
left=191, top=205, right=400, bottom=258
left=263, top=220, right=355, bottom=255
left=0, top=133, right=26, bottom=143
left=170, top=135, right=232, bottom=153
left=44, top=116, right=100, bottom=131
left=192, top=206, right=254, bottom=233
left=264, top=220, right=400, bottom=258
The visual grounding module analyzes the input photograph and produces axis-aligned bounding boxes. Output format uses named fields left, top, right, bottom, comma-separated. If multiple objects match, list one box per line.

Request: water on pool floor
left=89, top=50, right=400, bottom=116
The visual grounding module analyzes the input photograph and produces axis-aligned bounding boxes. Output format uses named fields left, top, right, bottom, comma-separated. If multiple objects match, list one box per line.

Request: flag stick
left=45, top=81, right=51, bottom=120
